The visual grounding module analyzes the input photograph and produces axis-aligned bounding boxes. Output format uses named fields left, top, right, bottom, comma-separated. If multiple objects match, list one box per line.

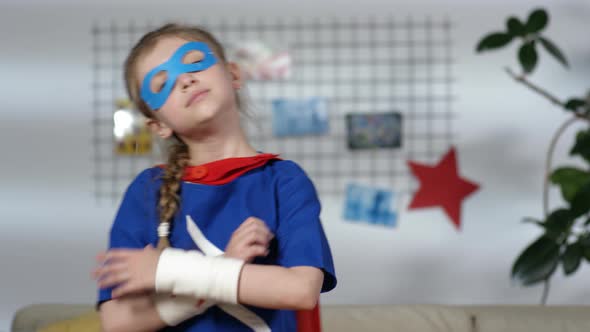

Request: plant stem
left=505, top=68, right=590, bottom=121
left=543, top=116, right=580, bottom=216
left=538, top=116, right=579, bottom=306
left=504, top=68, right=587, bottom=306
left=541, top=279, right=550, bottom=305
left=505, top=67, right=565, bottom=108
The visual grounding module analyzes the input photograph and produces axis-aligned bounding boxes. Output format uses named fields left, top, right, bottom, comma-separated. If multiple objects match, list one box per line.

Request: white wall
left=1, top=0, right=589, bottom=330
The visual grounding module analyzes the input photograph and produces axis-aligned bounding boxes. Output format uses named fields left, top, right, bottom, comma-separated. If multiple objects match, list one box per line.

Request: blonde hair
left=123, top=23, right=241, bottom=249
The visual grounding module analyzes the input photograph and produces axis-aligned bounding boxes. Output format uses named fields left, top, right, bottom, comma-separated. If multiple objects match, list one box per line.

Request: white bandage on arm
left=153, top=293, right=207, bottom=326
left=155, top=248, right=245, bottom=305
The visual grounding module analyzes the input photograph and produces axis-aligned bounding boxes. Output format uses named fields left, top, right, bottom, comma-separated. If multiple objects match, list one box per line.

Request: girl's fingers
left=104, top=250, right=135, bottom=261
left=243, top=217, right=263, bottom=226
left=112, top=282, right=133, bottom=298
left=95, top=251, right=133, bottom=266
left=97, top=271, right=130, bottom=288
left=96, top=252, right=107, bottom=262
left=94, top=262, right=128, bottom=279
left=232, top=220, right=259, bottom=238
left=225, top=218, right=273, bottom=260
left=237, top=217, right=267, bottom=233
left=230, top=229, right=273, bottom=254
left=249, top=228, right=274, bottom=244
left=112, top=280, right=148, bottom=298
left=244, top=232, right=271, bottom=247
left=243, top=245, right=269, bottom=260
left=234, top=227, right=273, bottom=246
left=232, top=219, right=272, bottom=243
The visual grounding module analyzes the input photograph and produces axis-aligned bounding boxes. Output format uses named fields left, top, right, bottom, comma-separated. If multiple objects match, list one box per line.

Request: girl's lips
left=186, top=89, right=209, bottom=107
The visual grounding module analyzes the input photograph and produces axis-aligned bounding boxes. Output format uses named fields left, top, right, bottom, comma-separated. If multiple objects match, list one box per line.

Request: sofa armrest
left=11, top=304, right=95, bottom=332
left=321, top=304, right=472, bottom=332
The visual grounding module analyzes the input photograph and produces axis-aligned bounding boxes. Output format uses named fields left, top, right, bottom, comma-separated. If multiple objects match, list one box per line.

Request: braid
left=157, top=140, right=190, bottom=249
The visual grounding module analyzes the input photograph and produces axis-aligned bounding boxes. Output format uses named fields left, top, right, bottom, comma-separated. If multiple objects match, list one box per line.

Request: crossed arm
left=100, top=265, right=322, bottom=332
left=95, top=218, right=324, bottom=332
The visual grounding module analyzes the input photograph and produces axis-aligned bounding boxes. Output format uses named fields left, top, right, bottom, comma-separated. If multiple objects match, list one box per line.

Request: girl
left=93, top=23, right=337, bottom=332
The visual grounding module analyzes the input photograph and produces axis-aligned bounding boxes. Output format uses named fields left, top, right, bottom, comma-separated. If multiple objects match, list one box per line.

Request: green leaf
left=570, top=129, right=590, bottom=163
left=564, top=98, right=586, bottom=111
left=570, top=182, right=590, bottom=218
left=539, top=37, right=569, bottom=68
left=578, top=234, right=590, bottom=262
left=518, top=41, right=538, bottom=73
left=542, top=208, right=575, bottom=239
left=476, top=32, right=514, bottom=52
left=506, top=17, right=526, bottom=37
left=511, top=235, right=560, bottom=286
left=579, top=236, right=590, bottom=262
left=525, top=8, right=549, bottom=33
left=522, top=217, right=543, bottom=227
left=562, top=242, right=583, bottom=275
left=549, top=167, right=590, bottom=203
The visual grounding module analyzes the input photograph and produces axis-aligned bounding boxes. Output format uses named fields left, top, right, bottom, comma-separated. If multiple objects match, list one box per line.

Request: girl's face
left=137, top=36, right=241, bottom=139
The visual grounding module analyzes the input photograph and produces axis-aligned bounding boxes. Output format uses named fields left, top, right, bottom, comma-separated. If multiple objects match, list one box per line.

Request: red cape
left=158, top=153, right=281, bottom=185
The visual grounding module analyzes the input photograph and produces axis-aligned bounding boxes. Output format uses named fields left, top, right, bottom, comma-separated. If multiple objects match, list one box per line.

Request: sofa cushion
left=37, top=310, right=100, bottom=332
left=321, top=305, right=472, bottom=332
left=466, top=306, right=590, bottom=332
left=11, top=304, right=94, bottom=332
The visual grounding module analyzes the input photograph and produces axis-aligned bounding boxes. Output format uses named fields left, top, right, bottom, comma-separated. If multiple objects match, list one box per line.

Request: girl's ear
left=145, top=118, right=173, bottom=139
left=226, top=62, right=243, bottom=90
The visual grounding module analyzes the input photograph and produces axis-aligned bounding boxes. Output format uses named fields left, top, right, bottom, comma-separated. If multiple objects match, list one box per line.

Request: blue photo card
left=343, top=183, right=397, bottom=227
left=346, top=112, right=402, bottom=149
left=272, top=97, right=329, bottom=137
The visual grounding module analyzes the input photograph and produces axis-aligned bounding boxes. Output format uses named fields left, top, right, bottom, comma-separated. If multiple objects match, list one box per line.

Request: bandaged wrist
left=155, top=248, right=245, bottom=304
left=153, top=293, right=207, bottom=326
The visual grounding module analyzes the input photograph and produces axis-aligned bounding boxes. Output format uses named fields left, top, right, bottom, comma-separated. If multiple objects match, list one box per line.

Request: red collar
left=158, top=153, right=281, bottom=185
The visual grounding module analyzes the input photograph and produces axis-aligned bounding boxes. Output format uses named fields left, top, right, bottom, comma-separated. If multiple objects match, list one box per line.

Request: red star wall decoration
left=407, top=147, right=479, bottom=230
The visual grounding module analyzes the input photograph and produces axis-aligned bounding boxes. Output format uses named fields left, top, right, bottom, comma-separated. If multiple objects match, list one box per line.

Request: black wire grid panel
left=92, top=16, right=456, bottom=205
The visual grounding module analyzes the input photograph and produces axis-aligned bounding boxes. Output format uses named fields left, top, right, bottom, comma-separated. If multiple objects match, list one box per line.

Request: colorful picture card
left=346, top=112, right=402, bottom=150
left=343, top=183, right=397, bottom=227
left=272, top=97, right=329, bottom=137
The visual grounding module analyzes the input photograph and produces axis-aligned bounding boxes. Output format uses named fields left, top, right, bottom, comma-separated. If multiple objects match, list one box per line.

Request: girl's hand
left=225, top=217, right=274, bottom=262
left=93, top=244, right=161, bottom=298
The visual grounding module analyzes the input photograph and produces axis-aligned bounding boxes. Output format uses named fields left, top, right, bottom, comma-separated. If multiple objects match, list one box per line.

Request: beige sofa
left=11, top=303, right=590, bottom=332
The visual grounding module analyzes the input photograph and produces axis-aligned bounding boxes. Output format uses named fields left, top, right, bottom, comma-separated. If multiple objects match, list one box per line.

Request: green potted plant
left=475, top=8, right=590, bottom=304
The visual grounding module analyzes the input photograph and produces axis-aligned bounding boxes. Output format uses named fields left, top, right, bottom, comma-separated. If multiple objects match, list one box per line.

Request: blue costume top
left=98, top=157, right=337, bottom=332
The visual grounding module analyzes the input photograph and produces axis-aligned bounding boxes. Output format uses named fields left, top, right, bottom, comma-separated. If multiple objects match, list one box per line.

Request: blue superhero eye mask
left=140, top=41, right=218, bottom=110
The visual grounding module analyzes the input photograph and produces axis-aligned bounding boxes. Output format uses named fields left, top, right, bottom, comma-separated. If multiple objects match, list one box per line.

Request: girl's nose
left=179, top=72, right=198, bottom=90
